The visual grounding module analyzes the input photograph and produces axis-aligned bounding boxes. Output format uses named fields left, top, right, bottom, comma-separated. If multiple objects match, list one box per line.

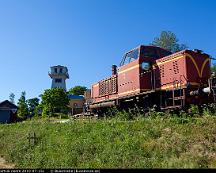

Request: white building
left=49, top=65, right=69, bottom=91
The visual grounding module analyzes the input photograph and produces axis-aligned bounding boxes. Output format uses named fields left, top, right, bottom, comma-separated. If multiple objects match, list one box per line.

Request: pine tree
left=9, top=93, right=15, bottom=104
left=17, top=91, right=29, bottom=118
left=151, top=31, right=187, bottom=52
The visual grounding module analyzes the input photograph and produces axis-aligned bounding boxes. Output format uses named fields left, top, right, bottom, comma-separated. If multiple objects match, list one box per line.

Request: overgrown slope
left=0, top=116, right=216, bottom=168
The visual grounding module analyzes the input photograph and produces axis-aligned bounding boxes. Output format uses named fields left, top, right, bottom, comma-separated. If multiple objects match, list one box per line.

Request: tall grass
left=1, top=112, right=216, bottom=168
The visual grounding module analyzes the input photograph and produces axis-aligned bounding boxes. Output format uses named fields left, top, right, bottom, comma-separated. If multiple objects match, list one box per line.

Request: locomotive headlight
left=141, top=62, right=150, bottom=71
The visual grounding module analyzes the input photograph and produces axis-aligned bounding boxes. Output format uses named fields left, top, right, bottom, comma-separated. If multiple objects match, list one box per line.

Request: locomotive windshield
left=160, top=48, right=172, bottom=57
left=120, top=46, right=172, bottom=66
left=120, top=48, right=139, bottom=66
left=140, top=47, right=159, bottom=59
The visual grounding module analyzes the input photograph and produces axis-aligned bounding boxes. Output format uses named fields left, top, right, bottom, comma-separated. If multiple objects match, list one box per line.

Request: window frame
left=55, top=78, right=62, bottom=83
left=140, top=46, right=159, bottom=59
left=120, top=48, right=140, bottom=66
left=54, top=68, right=57, bottom=73
left=60, top=68, right=63, bottom=73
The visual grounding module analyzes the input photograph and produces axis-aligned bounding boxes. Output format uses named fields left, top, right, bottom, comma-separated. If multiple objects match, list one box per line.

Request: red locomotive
left=89, top=45, right=216, bottom=114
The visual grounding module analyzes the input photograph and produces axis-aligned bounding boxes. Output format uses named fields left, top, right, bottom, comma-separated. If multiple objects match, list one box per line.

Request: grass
left=1, top=114, right=216, bottom=168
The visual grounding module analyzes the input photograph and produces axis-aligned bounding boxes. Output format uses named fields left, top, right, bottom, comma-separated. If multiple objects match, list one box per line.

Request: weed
left=189, top=104, right=200, bottom=116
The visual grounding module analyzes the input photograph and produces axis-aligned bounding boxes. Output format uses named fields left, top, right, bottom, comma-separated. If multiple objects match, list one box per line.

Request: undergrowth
left=1, top=105, right=216, bottom=168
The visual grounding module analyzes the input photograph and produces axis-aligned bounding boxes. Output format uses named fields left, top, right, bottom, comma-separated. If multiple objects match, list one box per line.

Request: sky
left=0, top=0, right=215, bottom=103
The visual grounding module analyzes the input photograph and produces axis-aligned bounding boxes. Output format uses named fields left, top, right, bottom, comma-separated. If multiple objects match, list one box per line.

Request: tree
left=27, top=97, right=40, bottom=116
left=41, top=88, right=69, bottom=117
left=68, top=86, right=87, bottom=95
left=17, top=91, right=29, bottom=118
left=9, top=93, right=15, bottom=104
left=34, top=103, right=43, bottom=116
left=211, top=63, right=216, bottom=74
left=151, top=31, right=187, bottom=52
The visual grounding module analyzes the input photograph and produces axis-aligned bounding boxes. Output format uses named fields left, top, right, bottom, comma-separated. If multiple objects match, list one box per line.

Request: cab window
left=140, top=47, right=159, bottom=59
left=121, top=49, right=139, bottom=66
left=160, top=49, right=172, bottom=57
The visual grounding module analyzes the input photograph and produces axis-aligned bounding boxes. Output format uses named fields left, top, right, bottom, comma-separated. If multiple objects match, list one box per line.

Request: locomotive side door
left=139, top=46, right=159, bottom=92
left=139, top=61, right=154, bottom=91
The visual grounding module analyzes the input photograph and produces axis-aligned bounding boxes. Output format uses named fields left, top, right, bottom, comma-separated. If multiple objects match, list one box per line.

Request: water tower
left=49, top=65, right=69, bottom=91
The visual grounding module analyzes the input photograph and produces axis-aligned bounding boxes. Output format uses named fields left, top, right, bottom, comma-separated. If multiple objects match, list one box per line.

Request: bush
left=203, top=107, right=211, bottom=117
left=105, top=107, right=119, bottom=118
left=54, top=113, right=69, bottom=119
left=115, top=110, right=134, bottom=121
left=189, top=104, right=200, bottom=116
left=42, top=106, right=50, bottom=118
left=201, top=104, right=216, bottom=117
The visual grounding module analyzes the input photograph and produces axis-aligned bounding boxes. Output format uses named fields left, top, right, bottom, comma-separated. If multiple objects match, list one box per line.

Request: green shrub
left=105, top=106, right=119, bottom=118
left=203, top=107, right=211, bottom=117
left=207, top=103, right=216, bottom=115
left=53, top=113, right=69, bottom=119
left=42, top=106, right=50, bottom=118
left=115, top=110, right=133, bottom=121
left=189, top=105, right=200, bottom=116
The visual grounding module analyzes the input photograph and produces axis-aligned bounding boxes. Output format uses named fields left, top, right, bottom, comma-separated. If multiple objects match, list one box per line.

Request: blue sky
left=0, top=0, right=215, bottom=103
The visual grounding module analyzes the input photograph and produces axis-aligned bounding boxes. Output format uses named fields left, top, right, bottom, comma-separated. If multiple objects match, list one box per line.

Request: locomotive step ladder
left=162, top=79, right=185, bottom=110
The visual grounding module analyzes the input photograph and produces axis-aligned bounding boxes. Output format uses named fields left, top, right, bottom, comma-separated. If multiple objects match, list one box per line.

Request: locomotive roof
left=124, top=45, right=172, bottom=55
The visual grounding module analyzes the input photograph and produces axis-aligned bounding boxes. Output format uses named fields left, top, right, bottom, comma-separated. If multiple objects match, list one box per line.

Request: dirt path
left=0, top=156, right=15, bottom=168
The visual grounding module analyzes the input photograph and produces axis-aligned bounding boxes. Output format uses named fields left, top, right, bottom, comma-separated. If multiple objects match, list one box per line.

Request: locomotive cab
left=120, top=45, right=171, bottom=66
left=118, top=45, right=172, bottom=97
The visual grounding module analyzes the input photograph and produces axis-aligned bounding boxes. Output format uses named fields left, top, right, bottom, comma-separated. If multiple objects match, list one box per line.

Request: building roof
left=51, top=65, right=68, bottom=70
left=68, top=95, right=84, bottom=100
left=0, top=100, right=18, bottom=109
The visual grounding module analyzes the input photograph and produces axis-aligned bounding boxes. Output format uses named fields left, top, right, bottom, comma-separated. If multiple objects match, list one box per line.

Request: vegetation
left=1, top=108, right=216, bottom=168
left=41, top=88, right=69, bottom=117
left=17, top=91, right=29, bottom=119
left=211, top=63, right=216, bottom=74
left=27, top=98, right=40, bottom=117
left=68, top=86, right=87, bottom=95
left=151, top=31, right=187, bottom=52
left=9, top=93, right=15, bottom=104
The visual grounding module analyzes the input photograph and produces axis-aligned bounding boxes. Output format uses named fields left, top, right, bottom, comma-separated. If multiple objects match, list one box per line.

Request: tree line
left=9, top=85, right=88, bottom=119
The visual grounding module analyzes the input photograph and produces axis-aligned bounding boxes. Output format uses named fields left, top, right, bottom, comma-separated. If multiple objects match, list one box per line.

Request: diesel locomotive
left=88, top=45, right=216, bottom=114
